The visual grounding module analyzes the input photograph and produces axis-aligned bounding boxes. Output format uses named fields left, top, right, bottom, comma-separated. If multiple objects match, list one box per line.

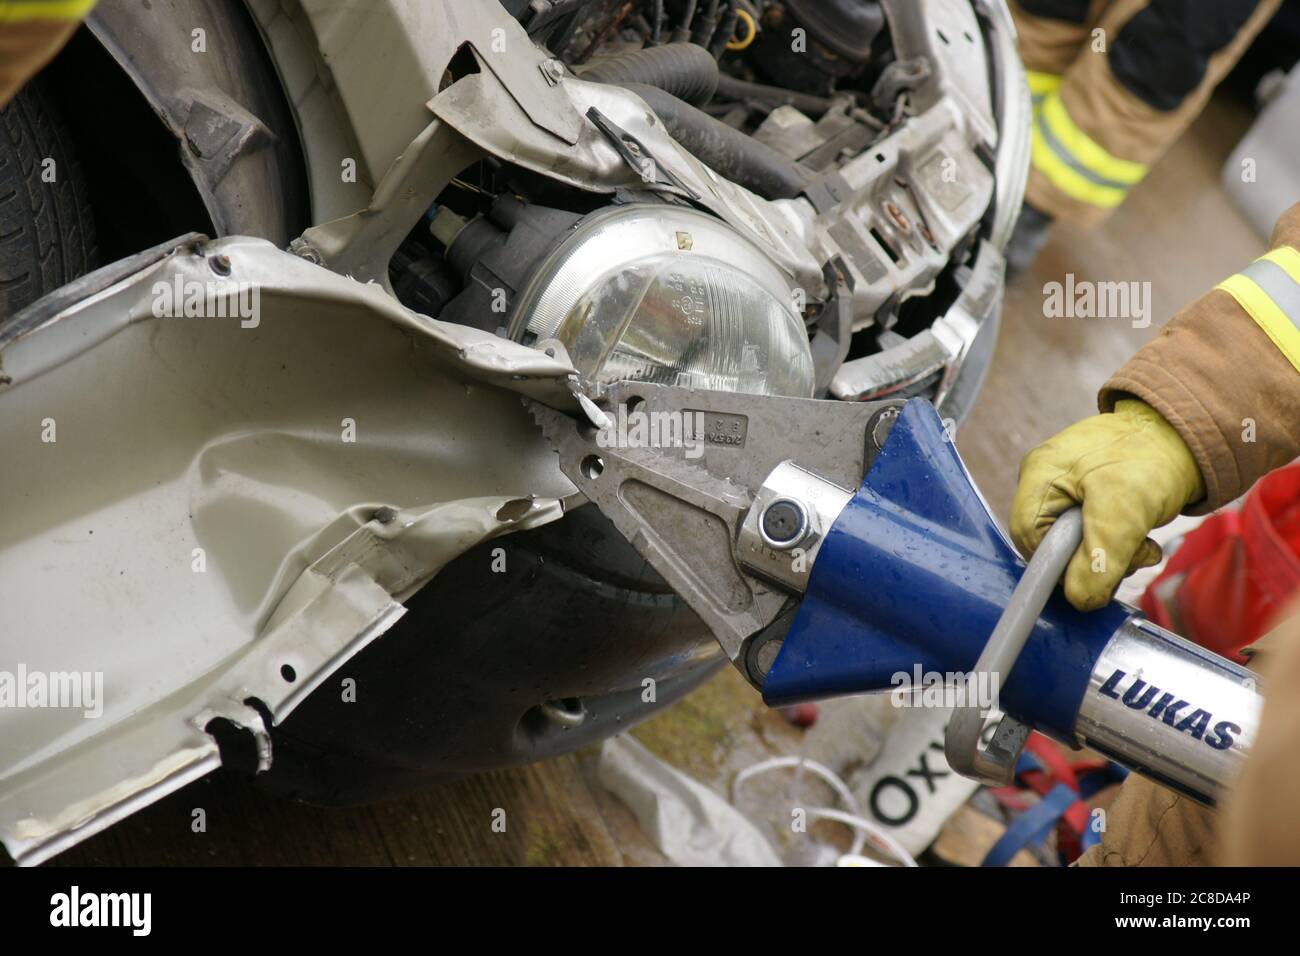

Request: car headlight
left=510, top=206, right=814, bottom=398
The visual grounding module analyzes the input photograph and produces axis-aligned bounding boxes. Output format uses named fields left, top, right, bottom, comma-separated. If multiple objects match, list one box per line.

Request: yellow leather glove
left=1010, top=399, right=1207, bottom=612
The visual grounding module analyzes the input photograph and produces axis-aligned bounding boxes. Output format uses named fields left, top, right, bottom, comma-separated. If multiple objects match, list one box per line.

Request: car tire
left=0, top=77, right=97, bottom=317
left=258, top=506, right=724, bottom=805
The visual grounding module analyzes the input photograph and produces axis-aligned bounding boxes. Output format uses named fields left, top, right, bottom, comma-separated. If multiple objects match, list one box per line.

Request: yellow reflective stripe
left=1261, top=245, right=1300, bottom=285
left=1025, top=70, right=1062, bottom=99
left=1030, top=126, right=1128, bottom=207
left=1040, top=92, right=1147, bottom=186
left=0, top=0, right=95, bottom=23
left=1216, top=273, right=1300, bottom=374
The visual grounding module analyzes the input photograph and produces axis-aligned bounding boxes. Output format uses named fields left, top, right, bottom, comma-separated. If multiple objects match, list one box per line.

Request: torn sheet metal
left=291, top=0, right=583, bottom=182
left=0, top=235, right=575, bottom=865
left=298, top=119, right=486, bottom=287
left=430, top=75, right=828, bottom=299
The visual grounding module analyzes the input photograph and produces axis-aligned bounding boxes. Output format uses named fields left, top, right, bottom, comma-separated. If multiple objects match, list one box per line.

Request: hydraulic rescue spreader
left=534, top=381, right=1261, bottom=804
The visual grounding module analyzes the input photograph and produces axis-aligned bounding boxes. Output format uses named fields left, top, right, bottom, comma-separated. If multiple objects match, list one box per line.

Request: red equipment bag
left=1140, top=462, right=1300, bottom=662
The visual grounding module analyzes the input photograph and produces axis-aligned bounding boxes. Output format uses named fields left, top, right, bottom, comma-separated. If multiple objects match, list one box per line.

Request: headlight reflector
left=512, top=206, right=814, bottom=397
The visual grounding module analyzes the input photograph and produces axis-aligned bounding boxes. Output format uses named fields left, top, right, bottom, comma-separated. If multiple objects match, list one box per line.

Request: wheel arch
left=65, top=0, right=337, bottom=246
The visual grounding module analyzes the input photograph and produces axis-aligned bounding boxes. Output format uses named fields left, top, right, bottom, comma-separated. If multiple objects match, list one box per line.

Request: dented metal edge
left=0, top=235, right=576, bottom=865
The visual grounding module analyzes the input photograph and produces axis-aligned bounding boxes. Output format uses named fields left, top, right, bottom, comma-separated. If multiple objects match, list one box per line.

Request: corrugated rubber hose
left=576, top=42, right=720, bottom=105
left=619, top=83, right=811, bottom=200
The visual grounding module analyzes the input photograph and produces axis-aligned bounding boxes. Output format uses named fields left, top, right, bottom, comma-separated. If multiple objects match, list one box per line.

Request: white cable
left=733, top=756, right=866, bottom=856
left=733, top=756, right=857, bottom=809
left=733, top=755, right=918, bottom=865
left=805, top=807, right=918, bottom=867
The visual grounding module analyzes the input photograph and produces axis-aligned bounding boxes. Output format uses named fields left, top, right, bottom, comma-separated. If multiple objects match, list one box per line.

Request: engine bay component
left=434, top=196, right=583, bottom=334
left=512, top=205, right=815, bottom=397
left=575, top=41, right=720, bottom=105
left=621, top=83, right=812, bottom=199
left=753, top=0, right=886, bottom=93
left=783, top=0, right=886, bottom=66
left=425, top=0, right=1028, bottom=420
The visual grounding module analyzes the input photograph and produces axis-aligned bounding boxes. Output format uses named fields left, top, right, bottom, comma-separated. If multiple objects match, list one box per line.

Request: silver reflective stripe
left=1033, top=110, right=1133, bottom=192
left=1073, top=617, right=1261, bottom=805
left=1239, top=259, right=1300, bottom=333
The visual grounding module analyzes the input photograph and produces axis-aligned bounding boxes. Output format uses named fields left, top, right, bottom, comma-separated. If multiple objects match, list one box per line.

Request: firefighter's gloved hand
left=1011, top=399, right=1206, bottom=612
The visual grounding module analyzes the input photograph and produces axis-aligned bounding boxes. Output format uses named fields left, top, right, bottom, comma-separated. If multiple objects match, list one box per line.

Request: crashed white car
left=0, top=0, right=1028, bottom=864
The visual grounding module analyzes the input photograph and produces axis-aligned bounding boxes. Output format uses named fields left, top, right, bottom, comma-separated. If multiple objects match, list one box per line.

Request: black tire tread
left=0, top=77, right=97, bottom=317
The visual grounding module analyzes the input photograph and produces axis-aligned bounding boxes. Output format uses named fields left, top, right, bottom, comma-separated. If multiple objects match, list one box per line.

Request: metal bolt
left=760, top=499, right=808, bottom=549
left=288, top=238, right=324, bottom=265
left=539, top=59, right=564, bottom=86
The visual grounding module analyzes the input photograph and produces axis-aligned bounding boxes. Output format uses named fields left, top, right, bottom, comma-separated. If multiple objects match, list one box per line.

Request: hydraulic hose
left=714, top=74, right=840, bottom=117
left=620, top=83, right=811, bottom=200
left=576, top=42, right=720, bottom=105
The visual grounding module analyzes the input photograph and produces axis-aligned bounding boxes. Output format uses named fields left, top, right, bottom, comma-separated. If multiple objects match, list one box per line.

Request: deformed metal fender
left=0, top=235, right=577, bottom=865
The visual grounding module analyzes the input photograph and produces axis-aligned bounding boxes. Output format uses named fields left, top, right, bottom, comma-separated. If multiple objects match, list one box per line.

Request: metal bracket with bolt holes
left=530, top=380, right=901, bottom=675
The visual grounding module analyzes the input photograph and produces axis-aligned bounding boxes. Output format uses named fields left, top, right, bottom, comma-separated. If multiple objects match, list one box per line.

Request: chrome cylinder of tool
left=736, top=461, right=853, bottom=593
left=1073, top=617, right=1263, bottom=805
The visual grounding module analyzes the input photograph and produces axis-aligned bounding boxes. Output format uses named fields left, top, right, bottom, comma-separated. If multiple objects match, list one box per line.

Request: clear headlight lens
left=512, top=206, right=814, bottom=398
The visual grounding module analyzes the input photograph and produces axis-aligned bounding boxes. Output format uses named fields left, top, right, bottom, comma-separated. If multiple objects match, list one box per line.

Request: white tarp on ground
left=600, top=698, right=983, bottom=865
left=597, top=735, right=783, bottom=867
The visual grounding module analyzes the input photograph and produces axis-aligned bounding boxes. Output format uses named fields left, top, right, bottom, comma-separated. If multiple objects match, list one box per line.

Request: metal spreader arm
left=538, top=389, right=1263, bottom=806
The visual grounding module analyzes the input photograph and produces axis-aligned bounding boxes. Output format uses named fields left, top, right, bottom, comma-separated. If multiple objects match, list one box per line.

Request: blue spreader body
left=762, top=399, right=1130, bottom=740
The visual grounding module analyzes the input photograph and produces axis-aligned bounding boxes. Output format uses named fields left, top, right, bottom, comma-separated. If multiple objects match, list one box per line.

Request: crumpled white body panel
left=0, top=237, right=576, bottom=865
